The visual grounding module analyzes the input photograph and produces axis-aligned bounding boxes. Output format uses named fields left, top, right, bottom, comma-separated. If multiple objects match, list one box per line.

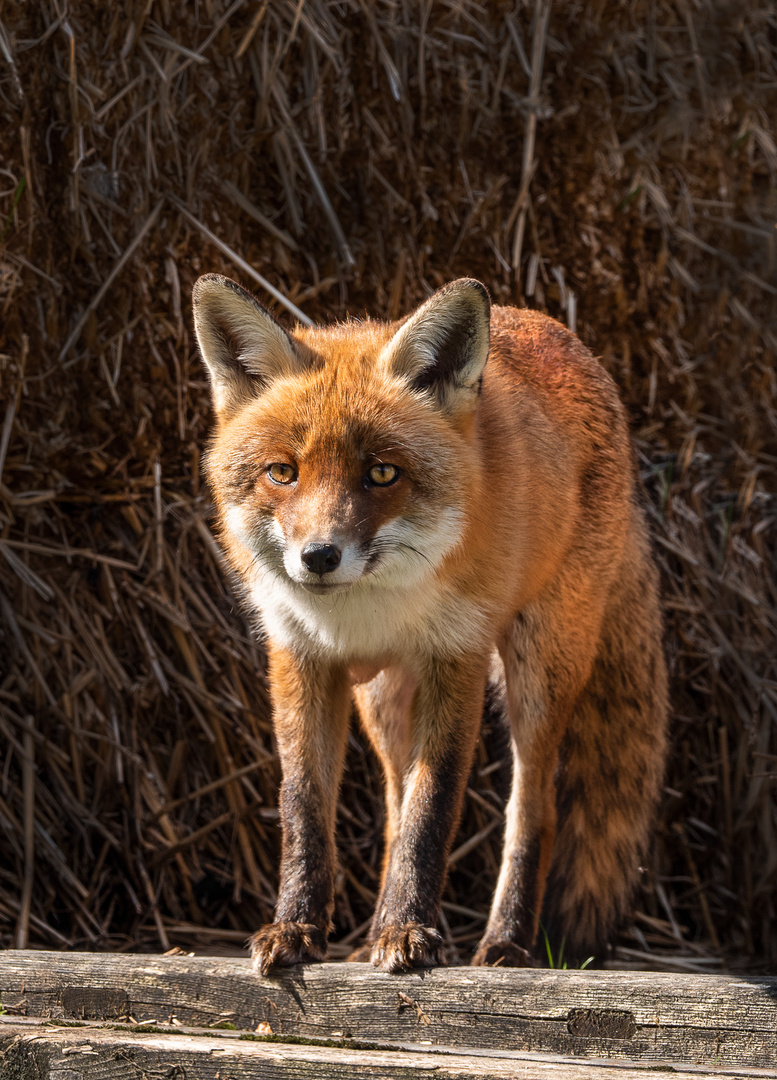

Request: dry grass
left=0, top=0, right=775, bottom=972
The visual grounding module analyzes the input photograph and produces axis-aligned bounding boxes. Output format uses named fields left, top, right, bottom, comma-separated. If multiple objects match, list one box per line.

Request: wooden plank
left=0, top=953, right=775, bottom=1069
left=0, top=1020, right=773, bottom=1079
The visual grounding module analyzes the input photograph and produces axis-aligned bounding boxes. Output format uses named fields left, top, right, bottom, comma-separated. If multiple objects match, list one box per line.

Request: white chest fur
left=248, top=569, right=490, bottom=662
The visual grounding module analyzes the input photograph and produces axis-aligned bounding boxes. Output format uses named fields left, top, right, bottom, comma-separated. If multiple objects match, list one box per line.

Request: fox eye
left=367, top=463, right=400, bottom=486
left=267, top=463, right=297, bottom=485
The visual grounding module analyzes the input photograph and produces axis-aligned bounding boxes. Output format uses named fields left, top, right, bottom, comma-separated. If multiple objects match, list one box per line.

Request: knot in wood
left=566, top=1008, right=636, bottom=1040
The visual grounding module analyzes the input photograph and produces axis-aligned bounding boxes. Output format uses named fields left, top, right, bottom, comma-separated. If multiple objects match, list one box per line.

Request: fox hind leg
left=473, top=594, right=604, bottom=967
left=544, top=554, right=668, bottom=961
left=475, top=524, right=667, bottom=968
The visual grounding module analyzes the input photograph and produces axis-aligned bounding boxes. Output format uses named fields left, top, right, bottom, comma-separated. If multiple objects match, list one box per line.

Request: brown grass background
left=0, top=0, right=775, bottom=972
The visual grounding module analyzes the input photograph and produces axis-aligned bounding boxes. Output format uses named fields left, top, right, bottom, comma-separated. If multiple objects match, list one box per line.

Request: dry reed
left=0, top=0, right=775, bottom=972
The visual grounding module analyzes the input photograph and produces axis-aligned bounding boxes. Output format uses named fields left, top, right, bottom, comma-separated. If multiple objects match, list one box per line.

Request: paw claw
left=371, top=923, right=443, bottom=973
left=471, top=940, right=536, bottom=968
left=249, top=921, right=327, bottom=974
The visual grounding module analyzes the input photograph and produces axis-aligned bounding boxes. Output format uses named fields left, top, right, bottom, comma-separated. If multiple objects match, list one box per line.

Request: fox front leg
left=366, top=655, right=488, bottom=973
left=250, top=644, right=351, bottom=974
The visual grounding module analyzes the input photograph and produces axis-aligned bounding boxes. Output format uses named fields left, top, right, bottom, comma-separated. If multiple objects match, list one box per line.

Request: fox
left=192, top=273, right=668, bottom=974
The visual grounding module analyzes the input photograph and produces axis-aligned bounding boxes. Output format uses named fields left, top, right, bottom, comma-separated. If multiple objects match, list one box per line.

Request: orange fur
left=193, top=275, right=668, bottom=973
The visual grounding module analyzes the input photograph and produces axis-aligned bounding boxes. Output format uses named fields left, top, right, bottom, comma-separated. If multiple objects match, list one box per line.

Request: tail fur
left=543, top=523, right=668, bottom=959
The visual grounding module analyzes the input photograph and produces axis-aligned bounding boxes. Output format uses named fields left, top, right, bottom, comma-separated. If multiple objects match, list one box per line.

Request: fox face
left=194, top=276, right=492, bottom=656
left=217, top=368, right=465, bottom=595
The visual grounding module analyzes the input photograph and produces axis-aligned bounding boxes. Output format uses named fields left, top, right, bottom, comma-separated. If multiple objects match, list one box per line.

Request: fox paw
left=470, top=940, right=536, bottom=967
left=249, top=922, right=327, bottom=975
left=371, top=923, right=443, bottom=973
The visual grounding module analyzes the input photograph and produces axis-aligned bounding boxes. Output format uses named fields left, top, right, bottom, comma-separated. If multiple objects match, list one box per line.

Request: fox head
left=193, top=275, right=490, bottom=601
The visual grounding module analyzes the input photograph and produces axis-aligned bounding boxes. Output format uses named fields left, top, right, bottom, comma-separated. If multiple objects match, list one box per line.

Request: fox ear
left=379, top=279, right=490, bottom=412
left=192, top=274, right=299, bottom=414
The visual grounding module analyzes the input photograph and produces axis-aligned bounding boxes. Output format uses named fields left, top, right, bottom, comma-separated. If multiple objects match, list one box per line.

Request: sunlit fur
left=194, top=274, right=668, bottom=973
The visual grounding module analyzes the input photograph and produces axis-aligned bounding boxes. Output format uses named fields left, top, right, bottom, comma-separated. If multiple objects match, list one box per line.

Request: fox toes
left=249, top=921, right=327, bottom=975
left=470, top=940, right=536, bottom=968
left=371, top=923, right=443, bottom=973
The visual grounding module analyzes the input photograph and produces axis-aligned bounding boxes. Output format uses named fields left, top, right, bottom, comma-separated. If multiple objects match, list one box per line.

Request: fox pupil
left=368, top=463, right=399, bottom=486
left=268, top=463, right=296, bottom=484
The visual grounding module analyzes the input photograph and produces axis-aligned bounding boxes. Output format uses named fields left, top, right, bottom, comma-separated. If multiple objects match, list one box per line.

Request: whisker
left=395, top=542, right=435, bottom=569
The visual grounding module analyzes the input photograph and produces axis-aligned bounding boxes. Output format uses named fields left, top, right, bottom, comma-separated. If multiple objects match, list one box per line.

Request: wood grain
left=0, top=953, right=775, bottom=1069
left=1, top=1020, right=774, bottom=1080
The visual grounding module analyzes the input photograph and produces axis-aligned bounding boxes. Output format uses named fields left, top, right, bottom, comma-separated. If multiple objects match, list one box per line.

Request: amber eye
left=367, top=463, right=400, bottom=486
left=267, top=463, right=297, bottom=485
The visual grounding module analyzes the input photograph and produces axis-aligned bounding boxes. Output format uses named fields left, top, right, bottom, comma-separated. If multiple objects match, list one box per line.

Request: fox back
left=194, top=275, right=668, bottom=972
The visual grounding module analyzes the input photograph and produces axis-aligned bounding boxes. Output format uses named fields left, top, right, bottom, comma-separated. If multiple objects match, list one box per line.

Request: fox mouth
left=298, top=579, right=355, bottom=595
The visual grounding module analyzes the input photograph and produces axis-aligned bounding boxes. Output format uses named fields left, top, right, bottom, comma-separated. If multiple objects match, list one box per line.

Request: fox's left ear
left=379, top=279, right=490, bottom=413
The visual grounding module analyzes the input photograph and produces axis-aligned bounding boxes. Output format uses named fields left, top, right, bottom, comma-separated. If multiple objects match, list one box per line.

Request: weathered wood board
left=0, top=953, right=775, bottom=1071
left=1, top=1019, right=776, bottom=1080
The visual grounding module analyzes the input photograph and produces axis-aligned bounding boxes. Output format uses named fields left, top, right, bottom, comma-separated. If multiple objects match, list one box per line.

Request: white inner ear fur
left=378, top=279, right=490, bottom=408
left=193, top=276, right=297, bottom=414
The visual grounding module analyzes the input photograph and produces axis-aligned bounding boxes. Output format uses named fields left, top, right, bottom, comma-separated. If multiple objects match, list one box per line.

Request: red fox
left=193, top=274, right=668, bottom=973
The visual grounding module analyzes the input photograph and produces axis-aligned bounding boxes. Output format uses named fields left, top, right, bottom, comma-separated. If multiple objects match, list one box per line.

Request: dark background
left=0, top=0, right=775, bottom=971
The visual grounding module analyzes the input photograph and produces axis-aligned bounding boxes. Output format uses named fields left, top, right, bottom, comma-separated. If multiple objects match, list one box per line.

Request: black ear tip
left=192, top=274, right=256, bottom=308
left=193, top=272, right=230, bottom=289
left=444, top=277, right=491, bottom=312
left=193, top=274, right=229, bottom=307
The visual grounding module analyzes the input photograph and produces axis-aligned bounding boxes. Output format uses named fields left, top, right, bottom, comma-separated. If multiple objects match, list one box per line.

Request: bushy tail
left=544, top=542, right=668, bottom=959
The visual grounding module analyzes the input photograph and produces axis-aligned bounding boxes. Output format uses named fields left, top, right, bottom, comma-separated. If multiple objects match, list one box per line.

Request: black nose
left=301, top=543, right=342, bottom=576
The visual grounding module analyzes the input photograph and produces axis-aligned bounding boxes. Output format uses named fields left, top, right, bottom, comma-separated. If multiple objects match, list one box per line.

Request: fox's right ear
left=192, top=274, right=299, bottom=415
